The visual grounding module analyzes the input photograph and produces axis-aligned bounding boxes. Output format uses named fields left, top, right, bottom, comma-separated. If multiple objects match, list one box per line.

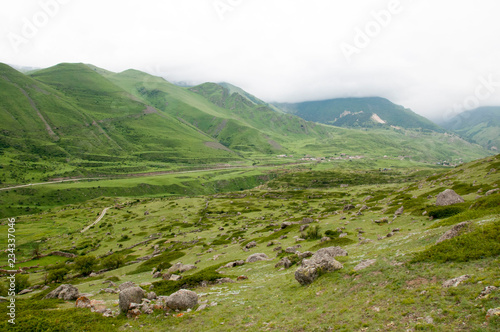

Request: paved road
left=81, top=207, right=110, bottom=233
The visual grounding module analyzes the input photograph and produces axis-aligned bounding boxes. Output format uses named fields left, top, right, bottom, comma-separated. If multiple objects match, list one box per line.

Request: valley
left=0, top=62, right=499, bottom=331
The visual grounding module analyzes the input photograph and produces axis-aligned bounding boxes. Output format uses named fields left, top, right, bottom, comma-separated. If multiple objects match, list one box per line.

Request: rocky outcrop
left=436, top=189, right=464, bottom=206
left=167, top=263, right=197, bottom=274
left=436, top=221, right=470, bottom=244
left=245, top=253, right=269, bottom=263
left=119, top=281, right=137, bottom=292
left=45, top=284, right=80, bottom=301
left=165, top=289, right=198, bottom=310
left=294, top=246, right=345, bottom=285
left=442, top=275, right=470, bottom=288
left=119, top=287, right=145, bottom=312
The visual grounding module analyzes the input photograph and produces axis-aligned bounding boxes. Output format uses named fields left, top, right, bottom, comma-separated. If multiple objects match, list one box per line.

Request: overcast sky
left=1, top=0, right=500, bottom=122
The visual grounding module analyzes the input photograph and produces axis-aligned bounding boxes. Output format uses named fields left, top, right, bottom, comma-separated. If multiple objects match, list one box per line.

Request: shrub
left=427, top=205, right=465, bottom=219
left=15, top=274, right=31, bottom=293
left=73, top=255, right=97, bottom=276
left=47, top=268, right=69, bottom=283
left=101, top=254, right=124, bottom=270
left=118, top=234, right=130, bottom=242
left=303, top=225, right=322, bottom=240
left=127, top=250, right=185, bottom=275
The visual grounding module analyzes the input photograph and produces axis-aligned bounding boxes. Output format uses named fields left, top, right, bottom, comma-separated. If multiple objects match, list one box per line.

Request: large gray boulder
left=436, top=189, right=464, bottom=206
left=45, top=284, right=80, bottom=301
left=167, top=262, right=197, bottom=274
left=294, top=246, right=345, bottom=285
left=119, top=286, right=145, bottom=312
left=166, top=289, right=198, bottom=310
left=436, top=221, right=470, bottom=244
left=246, top=253, right=269, bottom=263
left=118, top=281, right=137, bottom=292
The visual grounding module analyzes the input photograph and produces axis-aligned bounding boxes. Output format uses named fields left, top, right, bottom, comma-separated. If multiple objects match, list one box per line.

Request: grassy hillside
left=442, top=107, right=500, bottom=151
left=1, top=154, right=498, bottom=331
left=0, top=62, right=492, bottom=189
left=276, top=97, right=444, bottom=132
left=0, top=63, right=242, bottom=185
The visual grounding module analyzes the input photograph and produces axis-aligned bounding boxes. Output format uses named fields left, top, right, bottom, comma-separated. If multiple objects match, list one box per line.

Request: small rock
left=246, top=253, right=269, bottom=263
left=442, top=275, right=470, bottom=288
left=353, top=259, right=376, bottom=271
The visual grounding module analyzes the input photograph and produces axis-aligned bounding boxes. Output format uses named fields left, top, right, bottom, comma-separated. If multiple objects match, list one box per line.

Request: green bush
left=127, top=250, right=185, bottom=275
left=47, top=268, right=69, bottom=283
left=412, top=220, right=500, bottom=263
left=303, top=225, right=322, bottom=240
left=427, top=205, right=465, bottom=219
left=73, top=255, right=97, bottom=276
left=101, top=254, right=124, bottom=270
left=14, top=274, right=31, bottom=293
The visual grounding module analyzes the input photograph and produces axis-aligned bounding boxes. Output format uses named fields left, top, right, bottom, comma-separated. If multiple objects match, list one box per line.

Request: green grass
left=412, top=220, right=500, bottom=263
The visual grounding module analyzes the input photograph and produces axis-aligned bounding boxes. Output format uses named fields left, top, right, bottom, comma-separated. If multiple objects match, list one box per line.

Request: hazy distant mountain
left=442, top=107, right=500, bottom=151
left=275, top=97, right=444, bottom=132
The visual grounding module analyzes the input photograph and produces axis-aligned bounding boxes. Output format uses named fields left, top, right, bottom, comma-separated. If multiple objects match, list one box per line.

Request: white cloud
left=1, top=0, right=499, bottom=122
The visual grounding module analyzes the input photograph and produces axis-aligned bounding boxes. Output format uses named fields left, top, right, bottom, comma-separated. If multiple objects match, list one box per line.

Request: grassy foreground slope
left=1, top=154, right=498, bottom=331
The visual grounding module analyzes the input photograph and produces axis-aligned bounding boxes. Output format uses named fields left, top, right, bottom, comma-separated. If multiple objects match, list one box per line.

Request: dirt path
left=81, top=207, right=110, bottom=233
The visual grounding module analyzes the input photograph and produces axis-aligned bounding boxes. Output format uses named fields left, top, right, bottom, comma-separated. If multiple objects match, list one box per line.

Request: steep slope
left=105, top=69, right=489, bottom=163
left=442, top=107, right=500, bottom=151
left=275, top=97, right=444, bottom=132
left=0, top=63, right=241, bottom=184
left=105, top=70, right=330, bottom=156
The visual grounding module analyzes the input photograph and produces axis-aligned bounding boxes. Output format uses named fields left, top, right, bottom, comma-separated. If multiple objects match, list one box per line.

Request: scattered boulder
left=301, top=217, right=314, bottom=224
left=196, top=304, right=208, bottom=312
left=353, top=259, right=376, bottom=271
left=216, top=278, right=234, bottom=284
left=147, top=292, right=157, bottom=300
left=167, top=263, right=197, bottom=274
left=118, top=281, right=136, bottom=292
left=166, top=289, right=198, bottom=310
left=45, top=284, right=80, bottom=301
left=75, top=296, right=91, bottom=308
left=170, top=274, right=182, bottom=281
left=246, top=253, right=269, bottom=263
left=294, top=247, right=345, bottom=285
left=245, top=241, right=257, bottom=249
left=273, top=246, right=282, bottom=252
left=237, top=275, right=248, bottom=281
left=394, top=206, right=404, bottom=216
left=343, top=204, right=355, bottom=211
left=485, top=188, right=500, bottom=196
left=119, top=287, right=145, bottom=313
left=300, top=225, right=309, bottom=232
left=320, top=236, right=331, bottom=242
left=297, top=251, right=313, bottom=259
left=436, top=189, right=464, bottom=206
left=436, top=221, right=470, bottom=244
left=486, top=307, right=500, bottom=320
left=477, top=286, right=498, bottom=300
left=100, top=288, right=118, bottom=294
left=275, top=257, right=292, bottom=269
left=152, top=272, right=162, bottom=278
left=281, top=222, right=292, bottom=229
left=285, top=245, right=302, bottom=253
left=219, top=260, right=245, bottom=269
left=442, top=275, right=470, bottom=288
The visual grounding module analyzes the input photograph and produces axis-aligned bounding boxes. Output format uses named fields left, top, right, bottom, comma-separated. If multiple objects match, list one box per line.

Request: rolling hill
left=441, top=107, right=500, bottom=152
left=0, top=62, right=493, bottom=187
left=275, top=97, right=444, bottom=132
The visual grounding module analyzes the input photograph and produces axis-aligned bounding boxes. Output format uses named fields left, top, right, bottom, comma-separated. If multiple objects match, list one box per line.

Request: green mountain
left=441, top=107, right=500, bottom=152
left=0, top=63, right=492, bottom=186
left=0, top=63, right=240, bottom=183
left=275, top=97, right=444, bottom=132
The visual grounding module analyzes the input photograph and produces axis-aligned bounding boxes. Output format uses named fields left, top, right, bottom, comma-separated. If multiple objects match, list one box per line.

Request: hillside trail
left=81, top=207, right=110, bottom=233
